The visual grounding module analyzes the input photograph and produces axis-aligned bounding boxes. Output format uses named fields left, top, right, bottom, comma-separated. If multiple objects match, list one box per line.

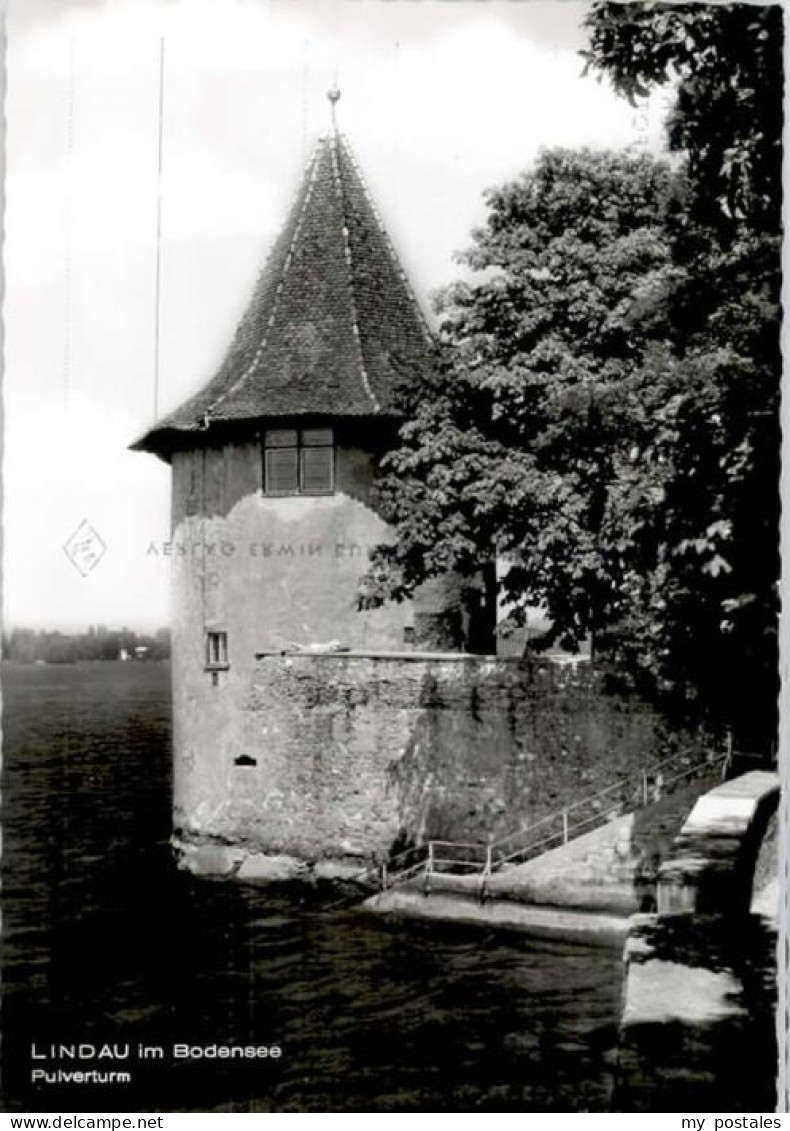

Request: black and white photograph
left=2, top=0, right=785, bottom=1115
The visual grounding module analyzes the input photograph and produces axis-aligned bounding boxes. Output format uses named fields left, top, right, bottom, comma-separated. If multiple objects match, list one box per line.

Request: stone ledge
left=254, top=649, right=581, bottom=663
left=365, top=887, right=629, bottom=942
left=657, top=770, right=779, bottom=915
left=616, top=910, right=777, bottom=1112
left=622, top=956, right=746, bottom=1026
left=174, top=839, right=247, bottom=878
left=173, top=838, right=375, bottom=887
left=237, top=853, right=310, bottom=882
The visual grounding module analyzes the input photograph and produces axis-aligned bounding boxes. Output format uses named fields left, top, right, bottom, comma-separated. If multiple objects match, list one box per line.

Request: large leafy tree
left=582, top=2, right=783, bottom=232
left=368, top=4, right=782, bottom=751
left=582, top=2, right=782, bottom=748
left=366, top=148, right=678, bottom=647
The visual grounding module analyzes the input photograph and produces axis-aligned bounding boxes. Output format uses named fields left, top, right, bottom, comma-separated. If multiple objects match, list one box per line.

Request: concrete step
left=364, top=885, right=629, bottom=943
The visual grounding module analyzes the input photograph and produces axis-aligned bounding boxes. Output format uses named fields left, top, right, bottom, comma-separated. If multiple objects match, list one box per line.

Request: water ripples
left=2, top=661, right=622, bottom=1113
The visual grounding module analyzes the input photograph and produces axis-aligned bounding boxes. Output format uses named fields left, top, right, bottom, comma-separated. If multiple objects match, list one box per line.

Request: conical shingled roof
left=133, top=133, right=434, bottom=454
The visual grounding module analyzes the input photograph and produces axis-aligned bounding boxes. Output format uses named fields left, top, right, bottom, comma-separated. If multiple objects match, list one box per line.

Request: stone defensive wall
left=175, top=650, right=687, bottom=876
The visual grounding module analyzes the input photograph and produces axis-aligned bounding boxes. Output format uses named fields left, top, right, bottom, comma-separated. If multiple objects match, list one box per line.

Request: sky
left=4, top=0, right=670, bottom=632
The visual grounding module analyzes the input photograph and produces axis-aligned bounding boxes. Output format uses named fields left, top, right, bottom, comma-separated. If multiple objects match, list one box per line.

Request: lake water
left=0, top=661, right=774, bottom=1113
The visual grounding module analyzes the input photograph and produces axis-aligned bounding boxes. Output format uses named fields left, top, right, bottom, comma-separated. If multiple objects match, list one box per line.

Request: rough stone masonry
left=174, top=652, right=670, bottom=875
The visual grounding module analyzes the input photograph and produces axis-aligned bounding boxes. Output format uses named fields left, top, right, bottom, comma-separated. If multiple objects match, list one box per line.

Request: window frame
left=205, top=630, right=229, bottom=671
left=262, top=427, right=335, bottom=497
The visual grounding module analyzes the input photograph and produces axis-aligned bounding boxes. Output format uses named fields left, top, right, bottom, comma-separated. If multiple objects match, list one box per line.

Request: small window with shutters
left=263, top=428, right=334, bottom=495
left=205, top=631, right=229, bottom=670
left=264, top=429, right=299, bottom=495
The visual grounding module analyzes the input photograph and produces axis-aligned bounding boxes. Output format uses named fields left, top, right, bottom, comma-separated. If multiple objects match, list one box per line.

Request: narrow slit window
left=264, top=428, right=334, bottom=496
left=206, top=631, right=229, bottom=668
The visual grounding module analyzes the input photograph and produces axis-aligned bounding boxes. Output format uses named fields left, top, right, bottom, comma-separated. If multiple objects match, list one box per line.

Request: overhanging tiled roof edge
left=132, top=132, right=435, bottom=456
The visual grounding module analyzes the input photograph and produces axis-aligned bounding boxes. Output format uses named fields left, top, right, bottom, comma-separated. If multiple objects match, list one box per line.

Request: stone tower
left=132, top=103, right=489, bottom=874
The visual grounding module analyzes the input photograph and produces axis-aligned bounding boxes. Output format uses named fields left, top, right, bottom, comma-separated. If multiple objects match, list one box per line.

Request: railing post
left=641, top=770, right=649, bottom=806
left=424, top=841, right=434, bottom=894
left=562, top=810, right=569, bottom=844
left=380, top=862, right=388, bottom=891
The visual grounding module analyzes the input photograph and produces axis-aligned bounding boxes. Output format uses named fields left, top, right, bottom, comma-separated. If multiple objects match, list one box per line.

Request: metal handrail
left=429, top=839, right=483, bottom=850
left=489, top=744, right=712, bottom=853
left=380, top=744, right=728, bottom=892
left=487, top=753, right=673, bottom=854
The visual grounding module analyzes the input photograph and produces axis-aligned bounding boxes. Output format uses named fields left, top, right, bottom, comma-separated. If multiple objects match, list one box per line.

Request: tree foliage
left=367, top=4, right=782, bottom=750
left=583, top=2, right=783, bottom=232
left=366, top=149, right=678, bottom=643
left=583, top=2, right=782, bottom=746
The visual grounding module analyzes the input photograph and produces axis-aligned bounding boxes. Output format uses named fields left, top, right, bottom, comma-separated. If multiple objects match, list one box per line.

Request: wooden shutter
left=301, top=428, right=333, bottom=447
left=265, top=447, right=299, bottom=494
left=301, top=445, right=334, bottom=493
left=265, top=429, right=298, bottom=448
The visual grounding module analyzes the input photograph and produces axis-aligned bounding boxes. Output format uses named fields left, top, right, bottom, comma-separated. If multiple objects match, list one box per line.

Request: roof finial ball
left=327, top=83, right=341, bottom=132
